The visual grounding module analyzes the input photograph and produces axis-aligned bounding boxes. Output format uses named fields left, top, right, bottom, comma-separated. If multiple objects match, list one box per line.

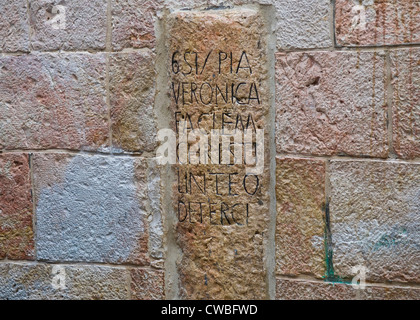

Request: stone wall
left=0, top=0, right=419, bottom=300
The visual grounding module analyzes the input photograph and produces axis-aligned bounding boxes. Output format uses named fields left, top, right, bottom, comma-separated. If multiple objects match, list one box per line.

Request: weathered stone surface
left=131, top=268, right=164, bottom=300
left=29, top=0, right=107, bottom=51
left=276, top=158, right=326, bottom=278
left=0, top=0, right=30, bottom=52
left=0, top=53, right=108, bottom=151
left=274, top=0, right=331, bottom=49
left=163, top=0, right=332, bottom=49
left=110, top=51, right=157, bottom=153
left=362, top=285, right=420, bottom=300
left=0, top=154, right=34, bottom=260
left=336, top=0, right=420, bottom=47
left=276, top=278, right=420, bottom=300
left=330, top=160, right=420, bottom=283
left=390, top=48, right=420, bottom=159
left=168, top=8, right=272, bottom=299
left=33, top=153, right=163, bottom=266
left=276, top=278, right=357, bottom=300
left=112, top=0, right=159, bottom=51
left=145, top=159, right=164, bottom=263
left=0, top=263, right=129, bottom=300
left=276, top=51, right=388, bottom=157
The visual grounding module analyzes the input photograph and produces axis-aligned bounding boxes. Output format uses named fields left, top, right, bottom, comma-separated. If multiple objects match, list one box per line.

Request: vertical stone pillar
left=166, top=7, right=273, bottom=299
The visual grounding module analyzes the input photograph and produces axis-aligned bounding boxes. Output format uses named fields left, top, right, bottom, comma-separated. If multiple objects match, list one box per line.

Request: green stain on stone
left=373, top=227, right=407, bottom=251
left=322, top=200, right=351, bottom=284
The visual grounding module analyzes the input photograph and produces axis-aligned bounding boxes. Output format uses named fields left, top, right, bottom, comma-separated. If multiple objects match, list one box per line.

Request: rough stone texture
left=0, top=154, right=34, bottom=260
left=145, top=159, right=164, bottom=265
left=276, top=279, right=357, bottom=300
left=276, top=278, right=420, bottom=300
left=163, top=0, right=332, bottom=49
left=0, top=263, right=129, bottom=300
left=110, top=51, right=157, bottom=153
left=274, top=0, right=331, bottom=49
left=390, top=48, right=420, bottom=159
left=111, top=0, right=159, bottom=51
left=1, top=0, right=418, bottom=302
left=33, top=153, right=162, bottom=266
left=0, top=53, right=108, bottom=151
left=362, top=285, right=420, bottom=300
left=330, top=160, right=420, bottom=283
left=0, top=0, right=30, bottom=52
left=336, top=0, right=420, bottom=47
left=29, top=0, right=108, bottom=51
left=168, top=8, right=272, bottom=299
left=131, top=268, right=164, bottom=300
left=276, top=51, right=388, bottom=157
left=276, top=158, right=326, bottom=279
